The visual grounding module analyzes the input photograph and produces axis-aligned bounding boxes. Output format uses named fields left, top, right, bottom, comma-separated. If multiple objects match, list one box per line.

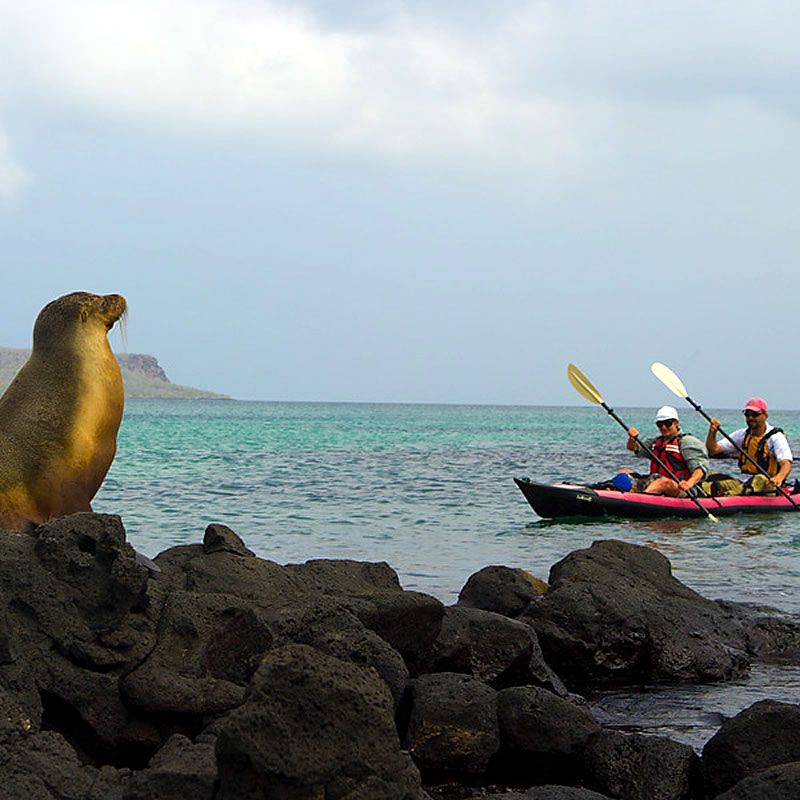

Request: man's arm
left=679, top=435, right=709, bottom=491
left=770, top=432, right=793, bottom=486
left=771, top=459, right=792, bottom=487
left=706, top=418, right=725, bottom=457
left=678, top=466, right=706, bottom=493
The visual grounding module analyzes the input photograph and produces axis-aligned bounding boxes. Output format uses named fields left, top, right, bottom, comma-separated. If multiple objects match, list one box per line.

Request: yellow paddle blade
left=651, top=362, right=689, bottom=399
left=567, top=363, right=603, bottom=405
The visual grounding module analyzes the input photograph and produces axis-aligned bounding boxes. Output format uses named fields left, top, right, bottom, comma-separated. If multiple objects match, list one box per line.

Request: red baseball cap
left=743, top=397, right=768, bottom=413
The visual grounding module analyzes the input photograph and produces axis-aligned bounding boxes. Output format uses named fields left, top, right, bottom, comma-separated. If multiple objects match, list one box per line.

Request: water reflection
left=588, top=663, right=800, bottom=753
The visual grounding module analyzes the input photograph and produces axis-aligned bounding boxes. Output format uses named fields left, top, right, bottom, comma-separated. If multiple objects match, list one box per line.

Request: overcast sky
left=1, top=1, right=798, bottom=406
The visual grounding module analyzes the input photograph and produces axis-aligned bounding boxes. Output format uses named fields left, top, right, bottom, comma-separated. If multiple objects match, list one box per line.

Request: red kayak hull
left=514, top=477, right=800, bottom=519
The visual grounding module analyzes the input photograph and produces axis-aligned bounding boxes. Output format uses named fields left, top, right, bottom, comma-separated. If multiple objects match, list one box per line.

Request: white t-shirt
left=716, top=423, right=793, bottom=478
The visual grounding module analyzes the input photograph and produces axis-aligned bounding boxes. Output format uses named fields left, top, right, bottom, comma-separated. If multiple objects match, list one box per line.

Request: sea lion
left=0, top=292, right=127, bottom=530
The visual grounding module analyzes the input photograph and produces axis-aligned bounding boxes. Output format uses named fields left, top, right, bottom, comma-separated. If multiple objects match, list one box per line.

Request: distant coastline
left=0, top=347, right=228, bottom=399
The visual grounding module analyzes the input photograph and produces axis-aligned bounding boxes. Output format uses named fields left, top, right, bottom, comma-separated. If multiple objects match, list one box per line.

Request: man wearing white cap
left=623, top=406, right=709, bottom=496
left=705, top=398, right=793, bottom=495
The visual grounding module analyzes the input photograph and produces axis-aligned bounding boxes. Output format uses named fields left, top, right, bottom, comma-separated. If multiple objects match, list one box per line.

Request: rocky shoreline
left=2, top=515, right=800, bottom=798
left=0, top=348, right=227, bottom=398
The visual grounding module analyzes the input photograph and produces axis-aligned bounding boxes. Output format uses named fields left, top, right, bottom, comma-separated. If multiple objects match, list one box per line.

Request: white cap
left=655, top=405, right=679, bottom=423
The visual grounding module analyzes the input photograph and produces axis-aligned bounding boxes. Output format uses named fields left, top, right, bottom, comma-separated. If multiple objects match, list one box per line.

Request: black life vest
left=649, top=433, right=690, bottom=480
left=739, top=427, right=784, bottom=476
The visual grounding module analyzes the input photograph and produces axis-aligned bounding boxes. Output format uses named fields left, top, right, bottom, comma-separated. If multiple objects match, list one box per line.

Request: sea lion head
left=32, top=292, right=127, bottom=352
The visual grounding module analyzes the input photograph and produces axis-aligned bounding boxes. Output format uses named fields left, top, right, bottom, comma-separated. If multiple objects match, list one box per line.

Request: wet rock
left=277, top=602, right=410, bottom=710
left=0, top=728, right=99, bottom=799
left=0, top=515, right=160, bottom=760
left=124, top=733, right=217, bottom=800
left=716, top=600, right=800, bottom=662
left=429, top=790, right=611, bottom=800
left=171, top=546, right=310, bottom=607
left=432, top=606, right=566, bottom=694
left=216, top=643, right=426, bottom=799
left=33, top=513, right=151, bottom=635
left=89, top=766, right=132, bottom=800
left=520, top=790, right=612, bottom=800
left=5, top=512, right=800, bottom=800
left=287, top=559, right=446, bottom=676
left=488, top=790, right=612, bottom=800
left=202, top=522, right=255, bottom=557
left=494, top=685, right=601, bottom=785
left=156, top=549, right=444, bottom=677
left=702, top=699, right=800, bottom=797
left=120, top=591, right=272, bottom=716
left=458, top=566, right=548, bottom=618
left=713, top=761, right=800, bottom=799
left=520, top=540, right=750, bottom=690
left=582, top=730, right=702, bottom=800
left=403, top=672, right=500, bottom=780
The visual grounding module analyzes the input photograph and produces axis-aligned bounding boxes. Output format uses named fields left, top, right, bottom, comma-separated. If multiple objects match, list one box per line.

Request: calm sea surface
left=97, top=400, right=800, bottom=749
left=98, top=400, right=800, bottom=613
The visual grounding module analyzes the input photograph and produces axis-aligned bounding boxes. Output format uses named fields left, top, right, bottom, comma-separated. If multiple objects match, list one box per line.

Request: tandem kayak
left=514, top=477, right=800, bottom=520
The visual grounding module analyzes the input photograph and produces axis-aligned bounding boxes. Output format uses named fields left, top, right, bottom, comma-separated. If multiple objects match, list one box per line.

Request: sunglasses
left=656, top=419, right=677, bottom=428
left=744, top=410, right=764, bottom=418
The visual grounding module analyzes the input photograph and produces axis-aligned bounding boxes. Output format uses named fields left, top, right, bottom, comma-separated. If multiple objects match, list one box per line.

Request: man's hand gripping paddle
left=651, top=362, right=800, bottom=511
left=568, top=363, right=719, bottom=521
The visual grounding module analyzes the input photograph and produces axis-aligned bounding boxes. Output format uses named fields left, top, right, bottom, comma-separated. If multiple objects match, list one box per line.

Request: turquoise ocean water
left=97, top=400, right=800, bottom=614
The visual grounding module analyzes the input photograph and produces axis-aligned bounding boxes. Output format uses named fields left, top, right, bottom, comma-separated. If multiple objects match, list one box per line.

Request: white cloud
left=0, top=130, right=30, bottom=203
left=0, top=0, right=799, bottom=178
left=0, top=0, right=579, bottom=170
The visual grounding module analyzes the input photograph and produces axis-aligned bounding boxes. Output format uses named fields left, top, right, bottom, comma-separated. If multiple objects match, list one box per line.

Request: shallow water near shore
left=96, top=399, right=800, bottom=750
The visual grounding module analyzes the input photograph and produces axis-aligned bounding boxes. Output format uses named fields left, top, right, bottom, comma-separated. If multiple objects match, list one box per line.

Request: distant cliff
left=0, top=348, right=228, bottom=399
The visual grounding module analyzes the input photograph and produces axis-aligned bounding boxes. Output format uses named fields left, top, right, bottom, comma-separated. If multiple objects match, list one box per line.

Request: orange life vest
left=738, top=428, right=783, bottom=476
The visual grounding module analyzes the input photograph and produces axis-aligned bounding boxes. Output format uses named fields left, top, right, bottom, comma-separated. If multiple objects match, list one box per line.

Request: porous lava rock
left=519, top=539, right=750, bottom=690
left=215, top=642, right=426, bottom=799
left=713, top=761, right=800, bottom=799
left=582, top=730, right=702, bottom=800
left=494, top=685, right=601, bottom=785
left=457, top=565, right=547, bottom=618
left=402, top=672, right=500, bottom=781
left=702, top=699, right=800, bottom=797
left=0, top=513, right=798, bottom=799
left=432, top=606, right=565, bottom=693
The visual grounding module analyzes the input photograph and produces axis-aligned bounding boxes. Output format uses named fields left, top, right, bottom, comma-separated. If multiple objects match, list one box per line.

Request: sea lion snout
left=98, top=294, right=127, bottom=329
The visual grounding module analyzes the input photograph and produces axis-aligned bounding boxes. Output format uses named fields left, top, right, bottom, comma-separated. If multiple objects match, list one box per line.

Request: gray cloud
left=2, top=0, right=796, bottom=181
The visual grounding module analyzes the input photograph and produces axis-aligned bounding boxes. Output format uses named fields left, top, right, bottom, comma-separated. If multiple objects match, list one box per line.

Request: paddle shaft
left=598, top=401, right=720, bottom=517
left=683, top=394, right=800, bottom=510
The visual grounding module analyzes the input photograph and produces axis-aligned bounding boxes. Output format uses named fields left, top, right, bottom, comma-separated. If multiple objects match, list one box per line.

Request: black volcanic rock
left=702, top=699, right=800, bottom=797
left=457, top=565, right=547, bottom=618
left=432, top=605, right=566, bottom=694
left=519, top=539, right=750, bottom=690
left=403, top=672, right=500, bottom=781
left=215, top=643, right=426, bottom=799
left=582, top=730, right=702, bottom=800
left=713, top=761, right=800, bottom=799
left=494, top=685, right=601, bottom=785
left=0, top=515, right=799, bottom=798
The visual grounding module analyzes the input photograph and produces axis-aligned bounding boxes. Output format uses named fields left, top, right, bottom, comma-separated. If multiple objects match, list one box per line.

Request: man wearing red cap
left=705, top=398, right=793, bottom=495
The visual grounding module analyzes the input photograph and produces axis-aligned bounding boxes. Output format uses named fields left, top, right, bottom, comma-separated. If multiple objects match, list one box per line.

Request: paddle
left=567, top=364, right=719, bottom=521
left=651, top=361, right=800, bottom=511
